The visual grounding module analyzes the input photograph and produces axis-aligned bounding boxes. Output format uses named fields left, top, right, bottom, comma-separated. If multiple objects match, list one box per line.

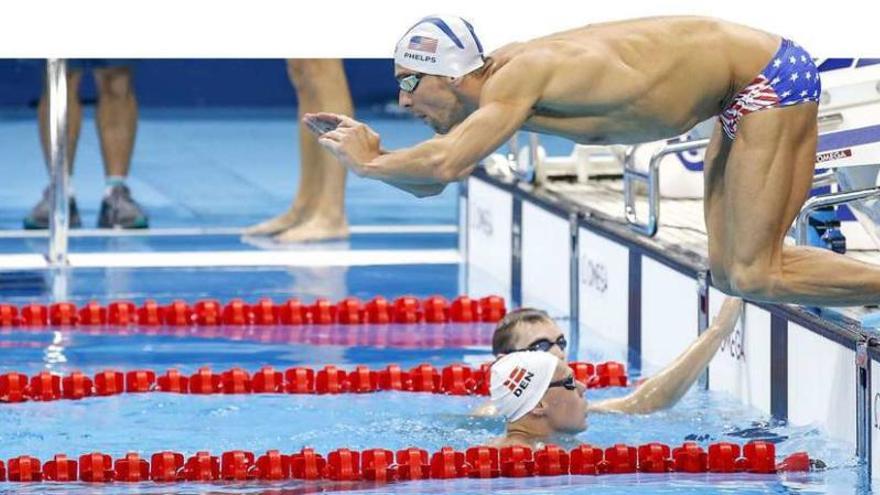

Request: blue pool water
left=0, top=321, right=864, bottom=494
left=0, top=109, right=868, bottom=493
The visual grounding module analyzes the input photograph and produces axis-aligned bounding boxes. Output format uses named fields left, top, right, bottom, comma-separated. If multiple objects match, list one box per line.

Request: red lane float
left=0, top=361, right=628, bottom=404
left=5, top=315, right=502, bottom=350
left=44, top=454, right=76, bottom=481
left=0, top=442, right=817, bottom=484
left=0, top=295, right=507, bottom=327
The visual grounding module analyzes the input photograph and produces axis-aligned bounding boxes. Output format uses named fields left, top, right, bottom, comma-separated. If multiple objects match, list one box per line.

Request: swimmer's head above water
left=492, top=308, right=567, bottom=361
left=490, top=352, right=587, bottom=447
left=465, top=308, right=569, bottom=419
left=393, top=14, right=489, bottom=134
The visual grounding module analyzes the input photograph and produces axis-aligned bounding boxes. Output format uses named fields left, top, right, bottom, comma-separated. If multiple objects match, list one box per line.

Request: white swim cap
left=394, top=15, right=485, bottom=78
left=490, top=352, right=559, bottom=422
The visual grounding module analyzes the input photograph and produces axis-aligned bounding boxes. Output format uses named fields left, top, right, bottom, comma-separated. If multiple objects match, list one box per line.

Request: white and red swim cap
left=490, top=351, right=559, bottom=422
left=394, top=14, right=485, bottom=78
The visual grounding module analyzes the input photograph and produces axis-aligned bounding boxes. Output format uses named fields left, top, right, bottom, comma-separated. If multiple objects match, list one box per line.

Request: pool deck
left=542, top=175, right=880, bottom=328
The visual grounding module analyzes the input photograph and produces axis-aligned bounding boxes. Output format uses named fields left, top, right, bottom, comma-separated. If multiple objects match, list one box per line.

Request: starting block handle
left=795, top=186, right=880, bottom=245
left=623, top=138, right=710, bottom=237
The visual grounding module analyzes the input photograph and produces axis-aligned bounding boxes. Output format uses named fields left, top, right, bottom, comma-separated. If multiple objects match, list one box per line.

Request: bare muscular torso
left=487, top=16, right=782, bottom=144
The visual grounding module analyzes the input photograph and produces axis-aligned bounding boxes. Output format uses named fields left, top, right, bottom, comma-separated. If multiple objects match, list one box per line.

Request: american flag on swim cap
left=394, top=14, right=485, bottom=78
left=408, top=35, right=438, bottom=54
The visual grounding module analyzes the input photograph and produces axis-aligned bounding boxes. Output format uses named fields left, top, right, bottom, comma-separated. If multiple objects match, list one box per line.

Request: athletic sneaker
left=97, top=184, right=149, bottom=229
left=22, top=186, right=82, bottom=229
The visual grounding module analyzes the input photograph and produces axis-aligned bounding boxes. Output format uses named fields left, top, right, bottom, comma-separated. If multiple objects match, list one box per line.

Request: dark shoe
left=98, top=184, right=149, bottom=229
left=22, top=186, right=82, bottom=230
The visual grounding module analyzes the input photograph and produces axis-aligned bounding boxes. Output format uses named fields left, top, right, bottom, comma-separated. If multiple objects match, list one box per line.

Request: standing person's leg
left=715, top=102, right=880, bottom=306
left=93, top=65, right=148, bottom=229
left=24, top=68, right=84, bottom=229
left=276, top=59, right=352, bottom=242
left=245, top=59, right=353, bottom=242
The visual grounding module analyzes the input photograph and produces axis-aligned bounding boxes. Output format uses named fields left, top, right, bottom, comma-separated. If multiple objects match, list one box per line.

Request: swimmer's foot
left=273, top=216, right=349, bottom=243
left=243, top=210, right=304, bottom=236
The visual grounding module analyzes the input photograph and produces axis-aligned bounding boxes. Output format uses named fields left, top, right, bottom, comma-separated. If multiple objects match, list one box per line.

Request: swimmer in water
left=487, top=297, right=742, bottom=447
left=476, top=297, right=742, bottom=417
left=304, top=14, right=880, bottom=308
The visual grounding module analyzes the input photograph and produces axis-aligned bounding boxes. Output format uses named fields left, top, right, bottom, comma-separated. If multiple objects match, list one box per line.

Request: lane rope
left=0, top=295, right=507, bottom=327
left=0, top=361, right=628, bottom=403
left=0, top=441, right=818, bottom=483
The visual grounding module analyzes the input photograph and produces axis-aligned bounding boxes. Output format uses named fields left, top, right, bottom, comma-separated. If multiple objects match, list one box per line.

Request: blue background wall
left=0, top=59, right=399, bottom=108
left=1, top=58, right=877, bottom=109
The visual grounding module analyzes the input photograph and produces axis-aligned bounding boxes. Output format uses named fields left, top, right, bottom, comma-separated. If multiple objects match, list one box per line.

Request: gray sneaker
left=23, top=186, right=82, bottom=230
left=97, top=184, right=149, bottom=229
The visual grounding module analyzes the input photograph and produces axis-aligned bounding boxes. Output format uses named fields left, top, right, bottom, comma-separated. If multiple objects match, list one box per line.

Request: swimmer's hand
left=304, top=113, right=381, bottom=177
left=303, top=113, right=340, bottom=135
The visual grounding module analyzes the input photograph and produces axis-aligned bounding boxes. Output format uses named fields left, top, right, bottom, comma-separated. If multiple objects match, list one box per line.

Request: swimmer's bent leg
left=716, top=102, right=880, bottom=306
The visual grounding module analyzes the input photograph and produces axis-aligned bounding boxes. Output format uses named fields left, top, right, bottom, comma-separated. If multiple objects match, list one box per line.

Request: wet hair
left=491, top=307, right=554, bottom=355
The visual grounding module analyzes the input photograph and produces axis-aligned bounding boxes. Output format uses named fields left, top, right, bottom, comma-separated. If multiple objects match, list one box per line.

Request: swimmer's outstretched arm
left=377, top=166, right=449, bottom=198
left=303, top=56, right=553, bottom=197
left=588, top=297, right=743, bottom=415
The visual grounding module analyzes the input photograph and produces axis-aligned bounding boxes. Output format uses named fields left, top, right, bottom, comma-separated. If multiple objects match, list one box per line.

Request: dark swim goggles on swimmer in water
left=513, top=335, right=567, bottom=353
left=548, top=375, right=578, bottom=391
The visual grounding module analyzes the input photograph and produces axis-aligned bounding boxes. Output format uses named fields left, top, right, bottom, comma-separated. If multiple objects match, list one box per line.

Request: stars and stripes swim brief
left=719, top=38, right=821, bottom=139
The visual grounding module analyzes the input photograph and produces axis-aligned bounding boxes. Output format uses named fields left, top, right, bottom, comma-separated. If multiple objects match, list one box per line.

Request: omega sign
left=473, top=207, right=494, bottom=237
left=816, top=148, right=852, bottom=163
left=580, top=256, right=608, bottom=294
left=720, top=323, right=745, bottom=361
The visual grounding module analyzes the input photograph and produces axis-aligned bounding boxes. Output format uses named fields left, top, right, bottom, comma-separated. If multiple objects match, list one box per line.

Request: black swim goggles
left=514, top=335, right=567, bottom=353
left=397, top=73, right=424, bottom=93
left=548, top=375, right=578, bottom=391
